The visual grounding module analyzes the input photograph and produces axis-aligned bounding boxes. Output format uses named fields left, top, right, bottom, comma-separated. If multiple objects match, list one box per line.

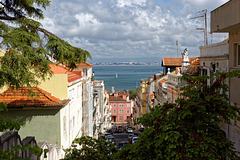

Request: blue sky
left=41, top=0, right=229, bottom=63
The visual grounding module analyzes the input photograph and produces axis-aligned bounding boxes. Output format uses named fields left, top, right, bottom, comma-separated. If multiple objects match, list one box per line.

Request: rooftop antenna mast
left=191, top=9, right=208, bottom=46
left=176, top=40, right=178, bottom=57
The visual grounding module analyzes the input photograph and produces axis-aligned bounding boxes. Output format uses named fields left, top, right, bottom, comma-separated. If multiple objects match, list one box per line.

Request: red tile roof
left=76, top=62, right=94, bottom=67
left=162, top=57, right=197, bottom=66
left=0, top=87, right=69, bottom=108
left=148, top=94, right=154, bottom=99
left=50, top=64, right=82, bottom=82
left=159, top=79, right=168, bottom=84
left=109, top=91, right=129, bottom=102
left=190, top=58, right=200, bottom=66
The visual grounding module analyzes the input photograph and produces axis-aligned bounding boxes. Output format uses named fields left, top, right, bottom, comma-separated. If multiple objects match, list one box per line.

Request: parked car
left=107, top=128, right=115, bottom=134
left=118, top=126, right=123, bottom=133
left=111, top=126, right=117, bottom=133
left=128, top=134, right=134, bottom=142
left=132, top=136, right=138, bottom=144
left=128, top=134, right=137, bottom=143
left=116, top=141, right=129, bottom=149
left=100, top=133, right=111, bottom=139
left=127, top=127, right=133, bottom=133
left=106, top=135, right=115, bottom=144
left=133, top=132, right=138, bottom=136
left=104, top=133, right=111, bottom=139
left=99, top=134, right=105, bottom=139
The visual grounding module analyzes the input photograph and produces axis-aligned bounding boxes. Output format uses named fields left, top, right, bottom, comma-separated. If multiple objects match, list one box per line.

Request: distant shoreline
left=93, top=64, right=162, bottom=66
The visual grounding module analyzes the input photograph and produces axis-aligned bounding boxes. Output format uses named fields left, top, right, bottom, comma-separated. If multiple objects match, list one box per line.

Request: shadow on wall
left=0, top=109, right=59, bottom=124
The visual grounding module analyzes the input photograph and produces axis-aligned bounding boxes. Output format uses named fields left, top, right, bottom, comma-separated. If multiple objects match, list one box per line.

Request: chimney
left=122, top=94, right=127, bottom=100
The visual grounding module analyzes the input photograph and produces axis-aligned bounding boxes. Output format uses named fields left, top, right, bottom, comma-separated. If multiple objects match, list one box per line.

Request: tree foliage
left=63, top=136, right=118, bottom=160
left=129, top=87, right=140, bottom=100
left=117, top=71, right=240, bottom=160
left=63, top=71, right=240, bottom=160
left=0, top=0, right=91, bottom=159
left=0, top=0, right=91, bottom=89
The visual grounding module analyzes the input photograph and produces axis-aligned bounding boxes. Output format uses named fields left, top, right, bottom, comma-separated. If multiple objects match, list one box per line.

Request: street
left=112, top=133, right=129, bottom=144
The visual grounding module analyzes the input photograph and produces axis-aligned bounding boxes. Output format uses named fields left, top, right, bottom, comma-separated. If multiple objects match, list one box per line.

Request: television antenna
left=191, top=9, right=208, bottom=46
left=176, top=40, right=179, bottom=57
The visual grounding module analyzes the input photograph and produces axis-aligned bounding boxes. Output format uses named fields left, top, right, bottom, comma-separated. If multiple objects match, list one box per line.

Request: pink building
left=109, top=91, right=133, bottom=124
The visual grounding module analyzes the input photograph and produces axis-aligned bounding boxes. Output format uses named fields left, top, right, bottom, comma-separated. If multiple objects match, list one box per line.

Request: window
left=113, top=104, right=116, bottom=107
left=73, top=116, right=75, bottom=128
left=70, top=120, right=72, bottom=130
left=69, top=88, right=75, bottom=100
left=113, top=110, right=116, bottom=113
left=202, top=69, right=208, bottom=88
left=119, top=104, right=123, bottom=107
left=127, top=103, right=130, bottom=107
left=83, top=68, right=88, bottom=76
left=127, top=110, right=130, bottom=114
left=63, top=116, right=66, bottom=133
left=119, top=110, right=123, bottom=113
left=77, top=85, right=81, bottom=98
left=119, top=116, right=123, bottom=120
left=210, top=69, right=213, bottom=85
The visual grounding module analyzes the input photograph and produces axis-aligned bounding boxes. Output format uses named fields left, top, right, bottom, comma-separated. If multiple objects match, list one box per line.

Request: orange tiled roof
left=148, top=94, right=154, bottom=99
left=162, top=57, right=197, bottom=66
left=159, top=79, right=168, bottom=84
left=50, top=64, right=82, bottom=82
left=149, top=76, right=154, bottom=79
left=0, top=87, right=69, bottom=108
left=109, top=96, right=126, bottom=101
left=191, top=58, right=200, bottom=66
left=76, top=62, right=94, bottom=67
left=109, top=92, right=129, bottom=102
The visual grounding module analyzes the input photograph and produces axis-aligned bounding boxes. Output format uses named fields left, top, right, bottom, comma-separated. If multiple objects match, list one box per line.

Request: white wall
left=60, top=79, right=83, bottom=149
left=200, top=41, right=229, bottom=57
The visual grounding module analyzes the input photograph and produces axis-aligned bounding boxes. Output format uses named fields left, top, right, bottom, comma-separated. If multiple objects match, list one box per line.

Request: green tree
left=117, top=71, right=240, bottom=160
left=129, top=87, right=140, bottom=100
left=0, top=0, right=91, bottom=159
left=63, top=71, right=240, bottom=159
left=63, top=136, right=118, bottom=160
left=0, top=0, right=91, bottom=89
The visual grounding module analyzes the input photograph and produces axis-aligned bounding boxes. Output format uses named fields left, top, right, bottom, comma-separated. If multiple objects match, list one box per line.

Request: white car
left=127, top=127, right=133, bottom=133
left=132, top=137, right=138, bottom=144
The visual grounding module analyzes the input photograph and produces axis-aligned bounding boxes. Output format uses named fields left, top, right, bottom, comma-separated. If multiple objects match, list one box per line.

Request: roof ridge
left=35, top=87, right=60, bottom=103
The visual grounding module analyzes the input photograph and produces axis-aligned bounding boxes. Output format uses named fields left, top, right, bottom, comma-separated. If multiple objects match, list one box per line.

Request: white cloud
left=40, top=0, right=229, bottom=61
left=117, top=0, right=147, bottom=7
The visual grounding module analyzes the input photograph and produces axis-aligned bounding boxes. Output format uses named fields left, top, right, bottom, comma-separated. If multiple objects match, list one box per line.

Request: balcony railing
left=167, top=73, right=186, bottom=87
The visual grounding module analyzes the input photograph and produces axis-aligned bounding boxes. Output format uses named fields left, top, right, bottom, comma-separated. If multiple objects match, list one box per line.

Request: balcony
left=167, top=73, right=183, bottom=86
left=93, top=80, right=104, bottom=87
left=200, top=41, right=229, bottom=58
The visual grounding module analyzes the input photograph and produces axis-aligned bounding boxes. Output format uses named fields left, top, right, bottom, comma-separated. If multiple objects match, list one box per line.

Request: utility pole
left=191, top=9, right=208, bottom=46
left=176, top=40, right=178, bottom=57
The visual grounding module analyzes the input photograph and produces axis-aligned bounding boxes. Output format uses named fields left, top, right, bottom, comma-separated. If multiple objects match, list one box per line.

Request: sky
left=40, top=0, right=229, bottom=63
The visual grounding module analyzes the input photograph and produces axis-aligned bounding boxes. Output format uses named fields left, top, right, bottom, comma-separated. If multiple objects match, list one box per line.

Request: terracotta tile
left=50, top=64, right=82, bottom=82
left=0, top=87, right=68, bottom=108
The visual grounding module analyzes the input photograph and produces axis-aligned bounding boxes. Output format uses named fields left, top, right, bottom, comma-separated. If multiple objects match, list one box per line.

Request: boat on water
left=116, top=73, right=118, bottom=78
